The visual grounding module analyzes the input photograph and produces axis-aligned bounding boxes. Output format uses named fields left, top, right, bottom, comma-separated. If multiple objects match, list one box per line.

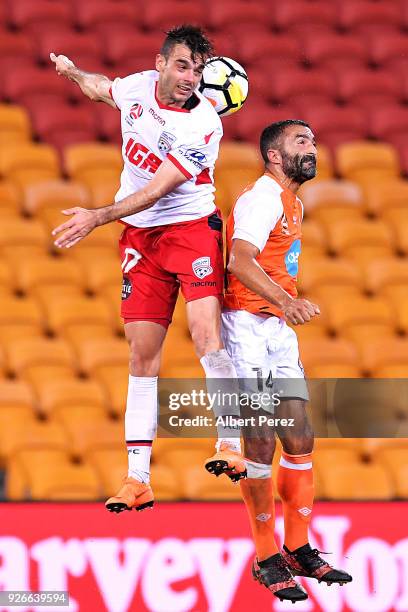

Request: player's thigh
left=267, top=319, right=309, bottom=403
left=119, top=225, right=179, bottom=328
left=165, top=211, right=224, bottom=308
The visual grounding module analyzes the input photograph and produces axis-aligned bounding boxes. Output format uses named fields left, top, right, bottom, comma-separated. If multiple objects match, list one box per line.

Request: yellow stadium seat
left=152, top=438, right=214, bottom=462
left=326, top=218, right=394, bottom=260
left=358, top=337, right=408, bottom=376
left=363, top=179, right=408, bottom=217
left=300, top=219, right=327, bottom=252
left=384, top=209, right=408, bottom=255
left=73, top=336, right=129, bottom=376
left=94, top=364, right=128, bottom=417
left=10, top=450, right=102, bottom=500
left=0, top=217, right=48, bottom=249
left=377, top=448, right=408, bottom=498
left=0, top=295, right=44, bottom=333
left=314, top=144, right=334, bottom=180
left=0, top=143, right=59, bottom=188
left=314, top=448, right=361, bottom=476
left=87, top=448, right=127, bottom=497
left=0, top=180, right=21, bottom=215
left=299, top=337, right=359, bottom=373
left=42, top=295, right=113, bottom=335
left=99, top=284, right=123, bottom=334
left=80, top=256, right=121, bottom=294
left=182, top=465, right=242, bottom=500
left=215, top=168, right=258, bottom=215
left=0, top=417, right=69, bottom=462
left=336, top=141, right=400, bottom=184
left=364, top=257, right=408, bottom=297
left=23, top=179, right=90, bottom=216
left=0, top=104, right=31, bottom=144
left=299, top=180, right=364, bottom=226
left=306, top=364, right=362, bottom=378
left=150, top=464, right=182, bottom=500
left=0, top=405, right=35, bottom=467
left=0, top=259, right=13, bottom=294
left=217, top=141, right=262, bottom=172
left=68, top=246, right=119, bottom=267
left=362, top=438, right=408, bottom=456
left=0, top=379, right=35, bottom=411
left=314, top=438, right=363, bottom=452
left=325, top=295, right=395, bottom=338
left=26, top=371, right=106, bottom=417
left=63, top=323, right=115, bottom=347
left=374, top=365, right=408, bottom=378
left=160, top=363, right=204, bottom=378
left=6, top=450, right=69, bottom=501
left=4, top=337, right=75, bottom=377
left=161, top=330, right=197, bottom=372
left=298, top=257, right=362, bottom=297
left=292, top=322, right=328, bottom=343
left=64, top=143, right=122, bottom=185
left=64, top=414, right=124, bottom=458
left=321, top=461, right=394, bottom=500
left=154, top=448, right=209, bottom=473
left=87, top=179, right=119, bottom=208
left=15, top=256, right=83, bottom=295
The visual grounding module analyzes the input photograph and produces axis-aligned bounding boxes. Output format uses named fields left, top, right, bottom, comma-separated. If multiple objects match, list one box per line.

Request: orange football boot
left=105, top=477, right=154, bottom=513
left=204, top=442, right=247, bottom=482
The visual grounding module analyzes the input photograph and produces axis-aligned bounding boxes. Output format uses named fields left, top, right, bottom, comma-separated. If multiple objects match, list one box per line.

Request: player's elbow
left=227, top=254, right=239, bottom=276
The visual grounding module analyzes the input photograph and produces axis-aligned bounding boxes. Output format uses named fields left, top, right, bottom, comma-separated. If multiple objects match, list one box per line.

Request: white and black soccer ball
left=199, top=56, right=249, bottom=117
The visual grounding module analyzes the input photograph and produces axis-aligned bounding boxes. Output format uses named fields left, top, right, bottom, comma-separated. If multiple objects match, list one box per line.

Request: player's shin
left=200, top=349, right=247, bottom=480
left=277, top=451, right=314, bottom=551
left=125, top=375, right=158, bottom=483
left=240, top=461, right=278, bottom=560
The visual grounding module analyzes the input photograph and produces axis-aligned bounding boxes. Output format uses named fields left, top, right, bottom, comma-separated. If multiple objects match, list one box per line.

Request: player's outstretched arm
left=228, top=239, right=320, bottom=325
left=52, top=159, right=187, bottom=248
left=50, top=52, right=116, bottom=108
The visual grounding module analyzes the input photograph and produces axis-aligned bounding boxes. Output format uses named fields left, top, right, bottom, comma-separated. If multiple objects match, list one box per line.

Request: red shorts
left=119, top=210, right=224, bottom=327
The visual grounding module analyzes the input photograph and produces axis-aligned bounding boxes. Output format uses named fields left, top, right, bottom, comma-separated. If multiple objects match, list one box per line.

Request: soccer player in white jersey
left=50, top=25, right=246, bottom=514
left=223, top=120, right=352, bottom=602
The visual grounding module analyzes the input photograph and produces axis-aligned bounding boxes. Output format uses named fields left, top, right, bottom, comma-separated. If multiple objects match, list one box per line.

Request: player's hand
left=50, top=52, right=76, bottom=77
left=52, top=207, right=99, bottom=249
left=283, top=298, right=320, bottom=325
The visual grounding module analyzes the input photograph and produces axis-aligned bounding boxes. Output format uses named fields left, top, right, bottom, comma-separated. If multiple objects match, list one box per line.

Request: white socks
left=200, top=349, right=242, bottom=453
left=125, top=375, right=158, bottom=483
left=245, top=459, right=272, bottom=479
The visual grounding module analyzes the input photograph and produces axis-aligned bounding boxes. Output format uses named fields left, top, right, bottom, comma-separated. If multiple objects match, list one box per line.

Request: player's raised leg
left=276, top=399, right=352, bottom=586
left=105, top=321, right=166, bottom=513
left=187, top=295, right=246, bottom=481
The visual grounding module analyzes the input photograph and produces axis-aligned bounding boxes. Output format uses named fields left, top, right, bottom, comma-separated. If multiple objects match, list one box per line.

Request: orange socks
left=277, top=451, right=314, bottom=551
left=240, top=473, right=279, bottom=561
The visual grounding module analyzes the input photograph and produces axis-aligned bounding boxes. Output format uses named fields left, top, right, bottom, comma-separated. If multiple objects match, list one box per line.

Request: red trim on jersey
left=195, top=168, right=212, bottom=185
left=154, top=82, right=190, bottom=113
left=167, top=154, right=193, bottom=179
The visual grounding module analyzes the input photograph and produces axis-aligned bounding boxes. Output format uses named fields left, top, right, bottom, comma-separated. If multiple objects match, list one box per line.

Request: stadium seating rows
left=1, top=0, right=408, bottom=500
left=0, top=0, right=408, bottom=167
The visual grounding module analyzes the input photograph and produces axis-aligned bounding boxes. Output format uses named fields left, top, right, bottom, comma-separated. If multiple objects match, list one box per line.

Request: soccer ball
left=199, top=56, right=249, bottom=117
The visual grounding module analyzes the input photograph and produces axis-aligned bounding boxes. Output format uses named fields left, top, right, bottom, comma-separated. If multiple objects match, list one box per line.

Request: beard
left=281, top=151, right=317, bottom=184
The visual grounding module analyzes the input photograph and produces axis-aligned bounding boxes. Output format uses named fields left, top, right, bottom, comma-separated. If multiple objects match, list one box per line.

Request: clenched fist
left=283, top=298, right=320, bottom=325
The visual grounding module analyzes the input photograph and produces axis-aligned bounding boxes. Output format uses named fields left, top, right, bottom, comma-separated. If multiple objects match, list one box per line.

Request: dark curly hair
left=160, top=24, right=214, bottom=62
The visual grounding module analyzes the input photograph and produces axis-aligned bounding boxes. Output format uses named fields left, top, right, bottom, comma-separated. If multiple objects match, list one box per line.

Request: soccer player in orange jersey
left=222, top=120, right=352, bottom=602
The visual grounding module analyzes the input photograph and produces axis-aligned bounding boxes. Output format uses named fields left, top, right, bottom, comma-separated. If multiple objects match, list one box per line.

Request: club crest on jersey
left=125, top=103, right=143, bottom=127
left=158, top=131, right=177, bottom=152
left=192, top=256, right=213, bottom=279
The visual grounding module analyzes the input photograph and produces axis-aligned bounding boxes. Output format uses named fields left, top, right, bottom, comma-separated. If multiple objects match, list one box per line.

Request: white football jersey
left=110, top=70, right=223, bottom=227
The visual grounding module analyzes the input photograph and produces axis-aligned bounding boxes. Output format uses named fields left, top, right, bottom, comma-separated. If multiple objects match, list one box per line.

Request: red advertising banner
left=0, top=501, right=407, bottom=612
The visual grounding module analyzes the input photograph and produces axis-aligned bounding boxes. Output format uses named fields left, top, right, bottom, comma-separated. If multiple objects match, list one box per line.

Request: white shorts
left=221, top=309, right=309, bottom=405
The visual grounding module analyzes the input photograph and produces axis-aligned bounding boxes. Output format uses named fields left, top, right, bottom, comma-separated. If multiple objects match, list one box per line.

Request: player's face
left=156, top=44, right=206, bottom=107
left=280, top=126, right=317, bottom=184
